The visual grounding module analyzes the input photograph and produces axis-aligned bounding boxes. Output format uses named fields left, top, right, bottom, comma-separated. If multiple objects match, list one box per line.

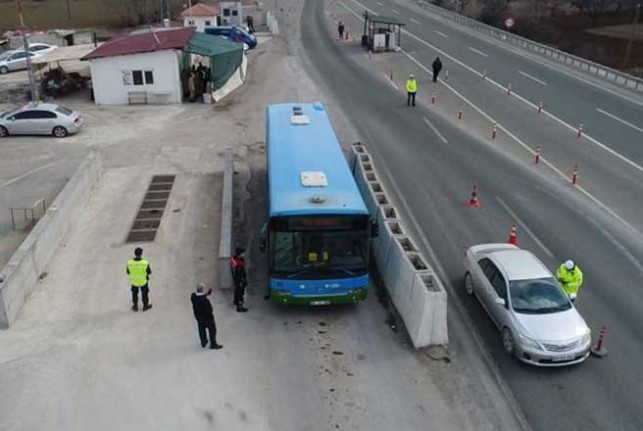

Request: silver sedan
left=464, top=244, right=591, bottom=366
left=0, top=103, right=83, bottom=138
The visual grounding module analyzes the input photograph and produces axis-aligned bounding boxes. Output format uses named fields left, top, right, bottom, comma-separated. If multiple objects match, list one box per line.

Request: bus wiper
left=330, top=267, right=356, bottom=276
left=286, top=268, right=316, bottom=279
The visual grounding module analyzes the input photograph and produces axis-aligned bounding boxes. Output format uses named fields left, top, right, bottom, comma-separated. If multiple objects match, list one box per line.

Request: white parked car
left=464, top=244, right=591, bottom=366
left=0, top=103, right=83, bottom=138
left=0, top=50, right=39, bottom=74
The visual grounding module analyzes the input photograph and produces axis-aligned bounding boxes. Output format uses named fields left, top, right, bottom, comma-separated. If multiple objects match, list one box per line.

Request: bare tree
left=479, top=0, right=508, bottom=25
left=573, top=0, right=620, bottom=26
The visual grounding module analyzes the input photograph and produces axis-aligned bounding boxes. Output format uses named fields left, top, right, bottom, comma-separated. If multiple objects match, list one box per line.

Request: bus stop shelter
left=361, top=11, right=405, bottom=52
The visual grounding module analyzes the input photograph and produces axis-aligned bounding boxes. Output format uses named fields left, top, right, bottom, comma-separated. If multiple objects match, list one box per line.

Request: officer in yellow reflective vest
left=406, top=74, right=418, bottom=107
left=556, top=259, right=583, bottom=300
left=127, top=247, right=152, bottom=311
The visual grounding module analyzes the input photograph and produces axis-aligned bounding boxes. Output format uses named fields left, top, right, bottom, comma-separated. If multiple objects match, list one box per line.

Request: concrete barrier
left=218, top=152, right=234, bottom=289
left=350, top=143, right=448, bottom=348
left=0, top=152, right=102, bottom=328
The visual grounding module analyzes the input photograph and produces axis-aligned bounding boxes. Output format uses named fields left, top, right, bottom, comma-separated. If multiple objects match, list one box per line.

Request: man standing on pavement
left=230, top=247, right=249, bottom=312
left=191, top=284, right=223, bottom=350
left=337, top=21, right=345, bottom=40
left=556, top=260, right=584, bottom=300
left=126, top=247, right=152, bottom=312
left=406, top=74, right=418, bottom=106
left=432, top=57, right=443, bottom=83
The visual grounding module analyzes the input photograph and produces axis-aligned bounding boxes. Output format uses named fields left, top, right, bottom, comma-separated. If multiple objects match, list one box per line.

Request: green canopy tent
left=184, top=32, right=244, bottom=90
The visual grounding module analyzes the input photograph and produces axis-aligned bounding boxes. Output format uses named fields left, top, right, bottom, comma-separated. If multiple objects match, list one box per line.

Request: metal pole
left=17, top=0, right=24, bottom=27
left=623, top=3, right=641, bottom=68
left=21, top=31, right=38, bottom=102
left=66, top=0, right=71, bottom=20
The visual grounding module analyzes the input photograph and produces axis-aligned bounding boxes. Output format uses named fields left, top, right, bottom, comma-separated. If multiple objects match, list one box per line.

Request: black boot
left=132, top=304, right=138, bottom=312
left=237, top=306, right=249, bottom=312
left=211, top=343, right=223, bottom=349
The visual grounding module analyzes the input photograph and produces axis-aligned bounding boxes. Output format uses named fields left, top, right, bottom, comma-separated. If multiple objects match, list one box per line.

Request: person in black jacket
left=191, top=284, right=223, bottom=350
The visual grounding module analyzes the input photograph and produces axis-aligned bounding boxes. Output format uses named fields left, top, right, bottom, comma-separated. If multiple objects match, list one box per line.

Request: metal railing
left=421, top=2, right=643, bottom=93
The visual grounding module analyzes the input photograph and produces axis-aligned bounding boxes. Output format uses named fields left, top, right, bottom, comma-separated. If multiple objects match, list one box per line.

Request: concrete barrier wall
left=218, top=152, right=234, bottom=289
left=0, top=152, right=102, bottom=328
left=350, top=142, right=448, bottom=348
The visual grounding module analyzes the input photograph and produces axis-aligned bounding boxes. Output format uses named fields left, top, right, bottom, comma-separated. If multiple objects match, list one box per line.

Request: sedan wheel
left=502, top=327, right=515, bottom=356
left=0, top=126, right=8, bottom=137
left=0, top=66, right=8, bottom=74
left=52, top=126, right=68, bottom=138
left=464, top=272, right=474, bottom=296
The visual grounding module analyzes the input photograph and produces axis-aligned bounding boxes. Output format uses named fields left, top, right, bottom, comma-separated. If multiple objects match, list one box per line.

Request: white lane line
left=468, top=47, right=488, bottom=57
left=518, top=70, right=547, bottom=86
left=496, top=197, right=554, bottom=259
left=0, top=159, right=66, bottom=190
left=345, top=0, right=643, bottom=178
left=376, top=1, right=382, bottom=5
left=392, top=8, right=399, bottom=14
left=423, top=117, right=449, bottom=144
left=385, top=75, right=400, bottom=91
left=410, top=18, right=420, bottom=24
left=596, top=108, right=643, bottom=133
left=434, top=30, right=448, bottom=38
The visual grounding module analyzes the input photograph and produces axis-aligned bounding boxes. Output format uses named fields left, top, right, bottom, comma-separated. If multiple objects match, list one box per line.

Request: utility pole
left=16, top=0, right=24, bottom=27
left=66, top=0, right=71, bottom=20
left=21, top=31, right=38, bottom=102
left=623, top=3, right=641, bottom=69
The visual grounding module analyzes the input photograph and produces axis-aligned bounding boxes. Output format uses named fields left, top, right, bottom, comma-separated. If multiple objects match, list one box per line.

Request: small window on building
left=188, top=20, right=195, bottom=25
left=132, top=70, right=143, bottom=86
left=223, top=8, right=230, bottom=16
left=205, top=20, right=211, bottom=26
left=232, top=9, right=238, bottom=16
left=144, top=70, right=154, bottom=85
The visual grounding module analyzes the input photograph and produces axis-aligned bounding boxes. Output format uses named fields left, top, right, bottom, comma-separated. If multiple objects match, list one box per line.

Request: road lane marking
left=596, top=108, right=643, bottom=133
left=434, top=30, right=448, bottom=38
left=376, top=1, right=382, bottom=4
left=392, top=8, right=399, bottom=14
left=342, top=0, right=641, bottom=233
left=0, top=159, right=66, bottom=190
left=423, top=117, right=449, bottom=144
left=410, top=18, right=420, bottom=24
left=496, top=197, right=554, bottom=258
left=385, top=75, right=400, bottom=91
left=344, top=0, right=643, bottom=177
left=518, top=70, right=547, bottom=86
left=468, top=47, right=488, bottom=57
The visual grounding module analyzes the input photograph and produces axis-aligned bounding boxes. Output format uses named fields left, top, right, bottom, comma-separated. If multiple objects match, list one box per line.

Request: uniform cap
left=134, top=247, right=143, bottom=256
left=565, top=260, right=575, bottom=270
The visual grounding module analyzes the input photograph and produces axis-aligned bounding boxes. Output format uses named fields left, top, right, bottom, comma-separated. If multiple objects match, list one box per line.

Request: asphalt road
left=298, top=0, right=643, bottom=429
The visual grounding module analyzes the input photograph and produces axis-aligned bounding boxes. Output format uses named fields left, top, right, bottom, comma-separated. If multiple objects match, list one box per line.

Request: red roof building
left=180, top=3, right=220, bottom=17
left=83, top=27, right=196, bottom=60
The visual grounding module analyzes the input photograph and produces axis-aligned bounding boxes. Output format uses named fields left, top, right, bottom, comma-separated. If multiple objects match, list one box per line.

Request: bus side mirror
left=370, top=220, right=379, bottom=238
left=259, top=222, right=267, bottom=252
left=259, top=237, right=266, bottom=253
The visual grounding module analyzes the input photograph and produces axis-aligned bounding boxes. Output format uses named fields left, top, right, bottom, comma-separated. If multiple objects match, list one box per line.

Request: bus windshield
left=270, top=215, right=369, bottom=278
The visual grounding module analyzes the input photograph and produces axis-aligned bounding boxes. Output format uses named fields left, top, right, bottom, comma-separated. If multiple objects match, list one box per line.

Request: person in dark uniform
left=126, top=247, right=152, bottom=311
left=230, top=247, right=249, bottom=312
left=338, top=21, right=345, bottom=40
left=191, top=284, right=223, bottom=349
left=432, top=57, right=443, bottom=83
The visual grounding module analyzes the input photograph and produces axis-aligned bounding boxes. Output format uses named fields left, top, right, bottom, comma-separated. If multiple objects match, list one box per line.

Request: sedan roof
left=491, top=249, right=552, bottom=281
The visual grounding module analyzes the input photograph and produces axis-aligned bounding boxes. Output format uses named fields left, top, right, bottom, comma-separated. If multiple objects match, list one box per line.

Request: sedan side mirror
left=494, top=297, right=506, bottom=307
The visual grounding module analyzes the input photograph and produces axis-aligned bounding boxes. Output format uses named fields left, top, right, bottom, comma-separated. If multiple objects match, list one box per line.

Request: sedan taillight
left=74, top=117, right=81, bottom=125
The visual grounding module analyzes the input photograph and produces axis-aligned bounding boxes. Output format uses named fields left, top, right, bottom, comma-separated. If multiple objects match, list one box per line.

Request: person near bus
left=556, top=260, right=584, bottom=300
left=432, top=57, right=443, bottom=83
left=230, top=247, right=249, bottom=312
left=406, top=74, right=418, bottom=106
left=191, top=284, right=223, bottom=350
left=126, top=247, right=152, bottom=311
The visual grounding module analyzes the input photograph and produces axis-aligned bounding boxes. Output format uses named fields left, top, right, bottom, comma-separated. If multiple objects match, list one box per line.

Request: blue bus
left=261, top=103, right=377, bottom=305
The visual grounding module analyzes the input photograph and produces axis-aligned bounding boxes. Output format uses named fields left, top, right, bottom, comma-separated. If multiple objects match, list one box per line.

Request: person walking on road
left=191, top=284, right=223, bottom=350
left=432, top=57, right=443, bottom=83
left=406, top=74, right=418, bottom=106
left=337, top=21, right=345, bottom=40
left=127, top=247, right=152, bottom=312
left=230, top=247, right=249, bottom=312
left=556, top=260, right=584, bottom=300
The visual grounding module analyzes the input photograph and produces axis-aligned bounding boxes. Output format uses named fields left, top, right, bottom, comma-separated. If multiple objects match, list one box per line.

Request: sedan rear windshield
left=55, top=106, right=73, bottom=116
left=510, top=278, right=571, bottom=314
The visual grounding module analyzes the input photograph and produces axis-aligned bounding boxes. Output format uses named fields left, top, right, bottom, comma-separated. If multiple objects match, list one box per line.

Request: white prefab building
left=219, top=2, right=243, bottom=26
left=181, top=3, right=220, bottom=32
left=83, top=27, right=195, bottom=105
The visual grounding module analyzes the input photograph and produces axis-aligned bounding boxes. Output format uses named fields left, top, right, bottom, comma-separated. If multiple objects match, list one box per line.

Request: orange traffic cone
left=467, top=185, right=480, bottom=207
left=508, top=224, right=518, bottom=245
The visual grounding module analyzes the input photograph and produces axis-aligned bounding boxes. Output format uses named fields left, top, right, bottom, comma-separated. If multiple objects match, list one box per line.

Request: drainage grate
left=126, top=175, right=176, bottom=243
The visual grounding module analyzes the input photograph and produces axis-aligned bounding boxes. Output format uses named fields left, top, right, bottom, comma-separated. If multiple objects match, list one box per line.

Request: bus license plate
left=310, top=300, right=331, bottom=306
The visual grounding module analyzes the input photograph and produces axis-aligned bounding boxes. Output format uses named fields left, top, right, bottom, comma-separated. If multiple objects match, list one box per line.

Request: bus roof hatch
left=301, top=171, right=328, bottom=187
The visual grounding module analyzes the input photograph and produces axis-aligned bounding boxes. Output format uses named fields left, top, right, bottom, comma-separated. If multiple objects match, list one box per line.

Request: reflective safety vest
left=406, top=79, right=418, bottom=93
left=127, top=259, right=149, bottom=287
left=555, top=264, right=583, bottom=295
